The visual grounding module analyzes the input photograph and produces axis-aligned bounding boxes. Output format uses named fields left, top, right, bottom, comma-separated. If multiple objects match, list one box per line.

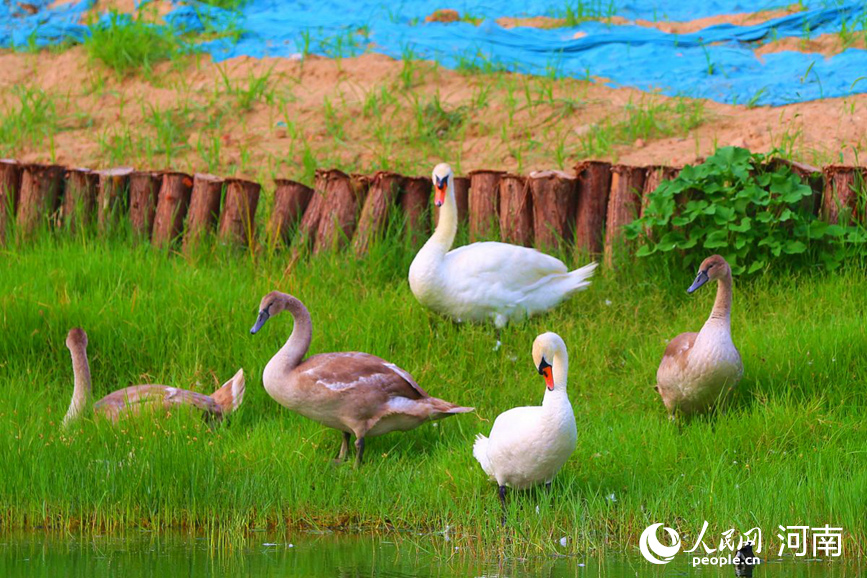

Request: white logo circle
left=639, top=523, right=681, bottom=564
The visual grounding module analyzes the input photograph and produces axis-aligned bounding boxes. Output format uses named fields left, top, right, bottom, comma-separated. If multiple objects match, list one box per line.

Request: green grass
left=579, top=97, right=706, bottom=157
left=555, top=0, right=616, bottom=26
left=84, top=11, right=189, bottom=76
left=0, top=87, right=59, bottom=158
left=0, top=227, right=865, bottom=558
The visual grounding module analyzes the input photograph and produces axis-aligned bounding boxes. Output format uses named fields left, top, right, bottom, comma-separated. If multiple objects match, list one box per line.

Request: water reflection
left=0, top=533, right=857, bottom=577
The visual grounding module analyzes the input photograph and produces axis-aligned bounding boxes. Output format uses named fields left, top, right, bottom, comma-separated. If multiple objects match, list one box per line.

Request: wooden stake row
left=0, top=158, right=862, bottom=260
left=0, top=160, right=260, bottom=249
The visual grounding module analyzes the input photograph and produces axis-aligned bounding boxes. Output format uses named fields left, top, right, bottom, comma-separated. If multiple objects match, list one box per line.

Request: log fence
left=0, top=158, right=861, bottom=264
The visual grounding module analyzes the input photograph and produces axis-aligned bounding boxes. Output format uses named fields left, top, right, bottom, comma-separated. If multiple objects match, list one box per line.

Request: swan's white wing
left=488, top=406, right=544, bottom=446
left=446, top=242, right=566, bottom=280
left=441, top=242, right=568, bottom=308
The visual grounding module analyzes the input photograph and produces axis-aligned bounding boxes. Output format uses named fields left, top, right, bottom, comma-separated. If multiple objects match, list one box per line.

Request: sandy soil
left=0, top=46, right=865, bottom=182
left=756, top=33, right=867, bottom=57
left=497, top=6, right=802, bottom=34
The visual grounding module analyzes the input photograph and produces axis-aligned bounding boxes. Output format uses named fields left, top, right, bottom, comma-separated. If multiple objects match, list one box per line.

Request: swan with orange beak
left=410, top=163, right=597, bottom=349
left=473, top=332, right=577, bottom=524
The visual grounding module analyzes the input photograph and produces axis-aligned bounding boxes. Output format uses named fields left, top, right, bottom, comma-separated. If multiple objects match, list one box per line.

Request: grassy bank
left=0, top=232, right=865, bottom=557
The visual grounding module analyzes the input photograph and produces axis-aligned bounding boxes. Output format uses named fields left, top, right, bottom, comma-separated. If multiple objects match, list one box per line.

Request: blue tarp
left=3, top=0, right=867, bottom=106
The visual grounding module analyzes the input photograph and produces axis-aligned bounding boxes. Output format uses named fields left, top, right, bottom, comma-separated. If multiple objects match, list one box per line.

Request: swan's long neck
left=276, top=296, right=313, bottom=373
left=63, top=345, right=92, bottom=425
left=424, top=181, right=458, bottom=258
left=543, top=348, right=570, bottom=407
left=708, top=272, right=733, bottom=329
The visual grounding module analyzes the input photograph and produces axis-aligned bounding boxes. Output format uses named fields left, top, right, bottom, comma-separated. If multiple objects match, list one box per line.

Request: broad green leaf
left=747, top=260, right=765, bottom=274
left=784, top=240, right=807, bottom=254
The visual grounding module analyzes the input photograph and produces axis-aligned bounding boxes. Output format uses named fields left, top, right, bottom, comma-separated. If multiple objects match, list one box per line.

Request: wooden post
left=401, top=176, right=432, bottom=244
left=16, top=164, right=65, bottom=236
left=218, top=178, right=261, bottom=246
left=468, top=170, right=503, bottom=241
left=529, top=170, right=577, bottom=250
left=574, top=161, right=611, bottom=255
left=268, top=178, right=312, bottom=246
left=62, top=168, right=98, bottom=232
left=352, top=171, right=405, bottom=256
left=498, top=174, right=532, bottom=246
left=821, top=165, right=865, bottom=225
left=0, top=159, right=22, bottom=244
left=151, top=172, right=193, bottom=247
left=184, top=174, right=224, bottom=250
left=604, top=164, right=646, bottom=266
left=314, top=169, right=364, bottom=254
left=128, top=171, right=161, bottom=238
left=293, top=171, right=330, bottom=253
left=96, top=167, right=133, bottom=232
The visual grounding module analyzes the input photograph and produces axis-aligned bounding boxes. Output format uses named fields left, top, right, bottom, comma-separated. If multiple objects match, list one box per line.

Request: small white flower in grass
left=432, top=422, right=438, bottom=428
left=735, top=484, right=739, bottom=489
left=578, top=563, right=585, bottom=567
left=606, top=493, right=616, bottom=502
left=604, top=299, right=612, bottom=306
left=288, top=544, right=294, bottom=548
left=560, top=536, right=568, bottom=547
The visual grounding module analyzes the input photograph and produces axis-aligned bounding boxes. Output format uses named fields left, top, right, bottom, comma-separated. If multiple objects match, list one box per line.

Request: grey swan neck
left=708, top=272, right=733, bottom=328
left=64, top=345, right=92, bottom=424
left=278, top=296, right=314, bottom=372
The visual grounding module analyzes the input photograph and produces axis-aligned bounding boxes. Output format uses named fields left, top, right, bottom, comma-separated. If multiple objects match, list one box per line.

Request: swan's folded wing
left=301, top=353, right=428, bottom=399
left=444, top=242, right=568, bottom=289
left=657, top=332, right=698, bottom=385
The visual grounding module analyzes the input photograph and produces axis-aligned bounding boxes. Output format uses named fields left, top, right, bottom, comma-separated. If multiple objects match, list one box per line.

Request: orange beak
left=434, top=185, right=446, bottom=207
left=542, top=367, right=554, bottom=391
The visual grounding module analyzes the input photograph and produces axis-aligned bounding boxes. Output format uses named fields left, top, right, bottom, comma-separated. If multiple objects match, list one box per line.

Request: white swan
left=656, top=254, right=744, bottom=416
left=409, top=163, right=597, bottom=339
left=473, top=332, right=577, bottom=523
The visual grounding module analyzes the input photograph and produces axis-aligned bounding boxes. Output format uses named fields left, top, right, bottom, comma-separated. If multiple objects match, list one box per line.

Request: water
left=0, top=533, right=857, bottom=577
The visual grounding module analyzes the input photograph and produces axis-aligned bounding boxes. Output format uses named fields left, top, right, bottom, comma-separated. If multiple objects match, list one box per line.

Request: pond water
left=0, top=533, right=857, bottom=577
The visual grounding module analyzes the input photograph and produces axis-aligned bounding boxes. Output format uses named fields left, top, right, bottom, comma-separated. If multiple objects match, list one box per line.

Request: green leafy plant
left=625, top=147, right=867, bottom=274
